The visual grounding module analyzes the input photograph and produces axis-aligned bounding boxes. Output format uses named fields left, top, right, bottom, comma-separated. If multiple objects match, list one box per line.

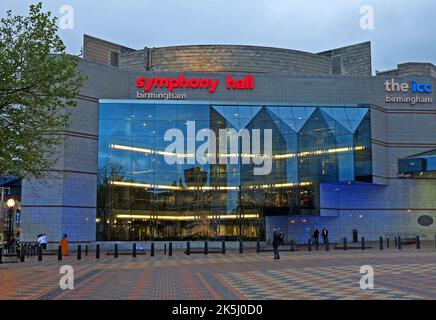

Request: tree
left=0, top=3, right=85, bottom=179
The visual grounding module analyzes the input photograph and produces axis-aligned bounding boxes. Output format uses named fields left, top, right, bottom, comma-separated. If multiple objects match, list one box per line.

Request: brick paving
left=0, top=247, right=435, bottom=300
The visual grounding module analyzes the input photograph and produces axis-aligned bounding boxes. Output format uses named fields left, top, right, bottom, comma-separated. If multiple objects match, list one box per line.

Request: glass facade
left=97, top=101, right=372, bottom=241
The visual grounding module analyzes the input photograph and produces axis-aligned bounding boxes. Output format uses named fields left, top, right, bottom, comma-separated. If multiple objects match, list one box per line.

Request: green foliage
left=0, top=2, right=85, bottom=179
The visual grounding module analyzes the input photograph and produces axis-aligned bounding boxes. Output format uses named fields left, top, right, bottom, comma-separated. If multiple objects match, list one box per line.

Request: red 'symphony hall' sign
left=136, top=74, right=254, bottom=93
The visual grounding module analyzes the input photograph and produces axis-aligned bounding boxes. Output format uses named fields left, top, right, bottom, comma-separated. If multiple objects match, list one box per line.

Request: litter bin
left=60, top=234, right=68, bottom=256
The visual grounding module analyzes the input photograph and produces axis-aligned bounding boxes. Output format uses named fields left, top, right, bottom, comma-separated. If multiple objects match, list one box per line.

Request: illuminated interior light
left=115, top=214, right=259, bottom=220
left=110, top=144, right=365, bottom=160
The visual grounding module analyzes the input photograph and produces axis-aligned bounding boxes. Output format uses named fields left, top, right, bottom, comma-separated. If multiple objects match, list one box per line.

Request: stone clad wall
left=147, top=45, right=332, bottom=74
left=318, top=41, right=372, bottom=76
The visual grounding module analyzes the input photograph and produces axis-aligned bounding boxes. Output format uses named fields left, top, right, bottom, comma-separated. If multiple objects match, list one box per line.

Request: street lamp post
left=6, top=199, right=15, bottom=253
left=0, top=187, right=11, bottom=251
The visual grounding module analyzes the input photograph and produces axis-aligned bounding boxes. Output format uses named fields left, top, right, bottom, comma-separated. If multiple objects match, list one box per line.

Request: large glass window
left=97, top=102, right=372, bottom=241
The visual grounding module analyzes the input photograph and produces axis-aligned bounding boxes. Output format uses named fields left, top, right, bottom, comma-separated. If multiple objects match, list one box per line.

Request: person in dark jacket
left=352, top=228, right=358, bottom=243
left=313, top=228, right=320, bottom=245
left=321, top=228, right=329, bottom=244
left=272, top=228, right=281, bottom=259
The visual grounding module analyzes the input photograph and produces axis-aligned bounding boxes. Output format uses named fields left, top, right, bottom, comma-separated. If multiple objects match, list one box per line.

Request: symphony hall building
left=19, top=35, right=436, bottom=245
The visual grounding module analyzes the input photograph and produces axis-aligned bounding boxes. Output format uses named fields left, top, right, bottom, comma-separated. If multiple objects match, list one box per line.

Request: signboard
left=385, top=79, right=433, bottom=105
left=136, top=74, right=255, bottom=100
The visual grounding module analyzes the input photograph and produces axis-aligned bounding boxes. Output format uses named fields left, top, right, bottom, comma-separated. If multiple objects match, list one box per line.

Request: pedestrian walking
left=322, top=228, right=329, bottom=244
left=313, top=228, right=320, bottom=245
left=352, top=228, right=358, bottom=243
left=272, top=228, right=281, bottom=259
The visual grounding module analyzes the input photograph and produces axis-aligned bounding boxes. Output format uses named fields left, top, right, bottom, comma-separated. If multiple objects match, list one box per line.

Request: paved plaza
left=0, top=246, right=435, bottom=300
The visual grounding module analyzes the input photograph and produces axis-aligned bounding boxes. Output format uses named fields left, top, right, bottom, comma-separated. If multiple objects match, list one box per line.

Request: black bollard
left=343, top=238, right=347, bottom=251
left=308, top=239, right=312, bottom=252
left=387, top=237, right=390, bottom=249
left=239, top=240, right=243, bottom=254
left=290, top=240, right=295, bottom=252
left=58, top=245, right=62, bottom=261
left=164, top=243, right=167, bottom=255
left=379, top=237, right=383, bottom=250
left=186, top=241, right=190, bottom=255
left=204, top=241, right=208, bottom=255
left=169, top=242, right=173, bottom=256
left=37, top=245, right=42, bottom=261
left=416, top=236, right=420, bottom=250
left=20, top=244, right=25, bottom=262
left=361, top=237, right=365, bottom=251
left=133, top=243, right=137, bottom=258
left=222, top=240, right=226, bottom=255
left=398, top=236, right=402, bottom=250
left=394, top=236, right=398, bottom=248
left=0, top=248, right=2, bottom=264
left=150, top=243, right=155, bottom=257
left=27, top=244, right=30, bottom=258
left=85, top=245, right=88, bottom=256
left=114, top=244, right=118, bottom=258
left=96, top=244, right=100, bottom=259
left=77, top=245, right=82, bottom=260
left=256, top=240, right=260, bottom=253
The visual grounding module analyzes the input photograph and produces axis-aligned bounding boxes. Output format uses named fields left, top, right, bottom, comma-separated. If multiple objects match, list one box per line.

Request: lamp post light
left=6, top=199, right=15, bottom=253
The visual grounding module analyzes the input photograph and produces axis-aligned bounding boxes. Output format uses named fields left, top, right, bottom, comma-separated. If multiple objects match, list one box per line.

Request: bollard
left=379, top=237, right=383, bottom=250
left=204, top=241, right=208, bottom=255
left=361, top=237, right=365, bottom=251
left=239, top=240, right=243, bottom=254
left=290, top=240, right=295, bottom=252
left=37, top=246, right=43, bottom=261
left=398, top=236, right=402, bottom=250
left=114, top=244, right=118, bottom=258
left=343, top=238, right=347, bottom=251
left=164, top=243, right=167, bottom=255
left=394, top=236, right=398, bottom=248
left=222, top=241, right=226, bottom=255
left=27, top=244, right=30, bottom=258
left=0, top=248, right=2, bottom=264
left=58, top=245, right=62, bottom=261
left=308, top=239, right=312, bottom=252
left=96, top=244, right=100, bottom=259
left=326, top=239, right=330, bottom=251
left=169, top=242, right=173, bottom=256
left=150, top=243, right=155, bottom=257
left=186, top=241, right=190, bottom=255
left=416, top=236, right=420, bottom=250
left=85, top=245, right=88, bottom=256
left=256, top=240, right=260, bottom=253
left=133, top=243, right=137, bottom=258
left=387, top=237, right=390, bottom=249
left=77, top=245, right=82, bottom=260
left=20, top=244, right=25, bottom=262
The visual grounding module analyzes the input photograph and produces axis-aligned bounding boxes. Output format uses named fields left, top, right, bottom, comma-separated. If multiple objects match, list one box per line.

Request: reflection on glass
left=97, top=103, right=372, bottom=241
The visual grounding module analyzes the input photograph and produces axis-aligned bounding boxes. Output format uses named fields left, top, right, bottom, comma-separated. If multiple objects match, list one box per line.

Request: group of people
left=271, top=227, right=360, bottom=259
left=311, top=228, right=329, bottom=245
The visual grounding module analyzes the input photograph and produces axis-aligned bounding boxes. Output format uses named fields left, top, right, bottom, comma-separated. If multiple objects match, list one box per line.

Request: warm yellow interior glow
left=115, top=213, right=260, bottom=221
left=110, top=143, right=365, bottom=160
